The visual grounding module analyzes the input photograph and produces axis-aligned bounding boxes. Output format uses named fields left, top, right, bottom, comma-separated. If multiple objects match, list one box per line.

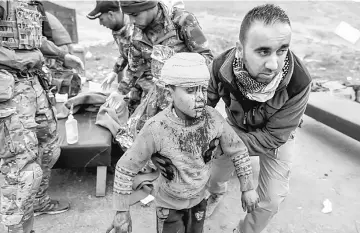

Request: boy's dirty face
left=170, top=85, right=208, bottom=120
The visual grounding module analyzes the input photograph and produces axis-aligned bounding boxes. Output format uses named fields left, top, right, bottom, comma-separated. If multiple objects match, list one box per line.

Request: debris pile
left=311, top=79, right=360, bottom=103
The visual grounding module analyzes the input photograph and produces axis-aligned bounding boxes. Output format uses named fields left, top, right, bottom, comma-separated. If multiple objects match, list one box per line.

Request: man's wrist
left=113, top=64, right=123, bottom=74
left=60, top=51, right=68, bottom=62
left=242, top=189, right=254, bottom=194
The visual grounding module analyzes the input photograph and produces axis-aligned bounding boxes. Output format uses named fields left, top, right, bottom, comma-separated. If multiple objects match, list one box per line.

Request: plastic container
left=65, top=104, right=78, bottom=144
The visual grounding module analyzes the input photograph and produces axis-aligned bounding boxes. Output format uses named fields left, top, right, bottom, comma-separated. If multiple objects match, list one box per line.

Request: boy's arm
left=113, top=122, right=157, bottom=211
left=219, top=121, right=254, bottom=192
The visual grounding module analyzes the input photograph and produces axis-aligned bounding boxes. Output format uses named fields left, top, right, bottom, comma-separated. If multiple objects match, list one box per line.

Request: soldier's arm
left=113, top=121, right=157, bottom=211
left=40, top=36, right=67, bottom=62
left=113, top=54, right=128, bottom=75
left=206, top=61, right=221, bottom=107
left=178, top=12, right=214, bottom=63
left=113, top=31, right=130, bottom=75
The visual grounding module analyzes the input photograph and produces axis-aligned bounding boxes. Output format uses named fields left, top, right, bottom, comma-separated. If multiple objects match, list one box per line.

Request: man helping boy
left=107, top=52, right=258, bottom=233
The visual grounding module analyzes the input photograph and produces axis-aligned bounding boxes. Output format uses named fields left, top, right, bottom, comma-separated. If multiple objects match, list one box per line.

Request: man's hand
left=241, top=189, right=259, bottom=213
left=102, top=72, right=118, bottom=90
left=151, top=152, right=175, bottom=181
left=106, top=211, right=132, bottom=233
left=63, top=54, right=85, bottom=72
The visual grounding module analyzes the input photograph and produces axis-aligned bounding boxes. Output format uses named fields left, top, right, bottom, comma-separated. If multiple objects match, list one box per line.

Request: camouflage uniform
left=0, top=1, right=67, bottom=232
left=125, top=2, right=213, bottom=99
left=116, top=2, right=213, bottom=149
left=112, top=16, right=132, bottom=96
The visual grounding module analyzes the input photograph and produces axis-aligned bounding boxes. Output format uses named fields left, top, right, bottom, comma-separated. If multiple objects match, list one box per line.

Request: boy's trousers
left=156, top=199, right=207, bottom=233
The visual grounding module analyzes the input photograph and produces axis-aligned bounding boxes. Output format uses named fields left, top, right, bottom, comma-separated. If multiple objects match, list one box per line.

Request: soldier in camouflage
left=0, top=1, right=84, bottom=232
left=100, top=0, right=212, bottom=114
left=112, top=0, right=213, bottom=148
left=87, top=0, right=132, bottom=97
left=120, top=0, right=213, bottom=104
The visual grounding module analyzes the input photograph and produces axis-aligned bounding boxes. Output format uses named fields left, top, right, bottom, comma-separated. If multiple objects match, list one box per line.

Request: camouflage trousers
left=0, top=71, right=61, bottom=233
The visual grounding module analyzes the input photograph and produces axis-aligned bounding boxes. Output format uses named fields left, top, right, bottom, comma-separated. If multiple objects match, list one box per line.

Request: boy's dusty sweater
left=113, top=105, right=254, bottom=211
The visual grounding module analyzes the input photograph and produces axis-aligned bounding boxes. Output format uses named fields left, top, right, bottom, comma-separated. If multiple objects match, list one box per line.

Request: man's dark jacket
left=207, top=48, right=312, bottom=157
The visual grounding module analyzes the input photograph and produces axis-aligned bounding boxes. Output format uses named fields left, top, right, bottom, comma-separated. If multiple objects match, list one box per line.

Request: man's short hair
left=239, top=4, right=291, bottom=44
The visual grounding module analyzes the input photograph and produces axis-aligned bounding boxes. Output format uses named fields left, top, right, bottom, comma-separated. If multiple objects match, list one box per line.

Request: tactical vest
left=0, top=0, right=43, bottom=50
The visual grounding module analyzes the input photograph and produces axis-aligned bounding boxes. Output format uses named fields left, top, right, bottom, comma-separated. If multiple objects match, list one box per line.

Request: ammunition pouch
left=50, top=69, right=81, bottom=98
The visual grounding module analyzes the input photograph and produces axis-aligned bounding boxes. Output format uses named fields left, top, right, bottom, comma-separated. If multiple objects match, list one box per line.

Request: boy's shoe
left=205, top=194, right=224, bottom=218
left=34, top=200, right=70, bottom=217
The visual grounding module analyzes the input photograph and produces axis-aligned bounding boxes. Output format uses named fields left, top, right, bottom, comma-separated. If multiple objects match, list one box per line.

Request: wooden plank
left=42, top=1, right=78, bottom=44
left=96, top=166, right=107, bottom=197
left=305, top=92, right=360, bottom=141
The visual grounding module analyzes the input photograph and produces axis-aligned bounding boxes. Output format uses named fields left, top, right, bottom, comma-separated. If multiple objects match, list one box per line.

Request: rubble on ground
left=311, top=78, right=360, bottom=103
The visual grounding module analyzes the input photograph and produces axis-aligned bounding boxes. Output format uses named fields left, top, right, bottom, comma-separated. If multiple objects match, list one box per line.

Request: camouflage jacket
left=112, top=15, right=132, bottom=75
left=114, top=2, right=213, bottom=89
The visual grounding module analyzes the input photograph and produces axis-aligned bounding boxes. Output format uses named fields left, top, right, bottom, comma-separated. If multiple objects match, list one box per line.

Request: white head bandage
left=159, top=52, right=210, bottom=87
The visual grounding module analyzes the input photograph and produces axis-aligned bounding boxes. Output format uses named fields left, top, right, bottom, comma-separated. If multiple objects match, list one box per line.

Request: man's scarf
left=233, top=49, right=291, bottom=102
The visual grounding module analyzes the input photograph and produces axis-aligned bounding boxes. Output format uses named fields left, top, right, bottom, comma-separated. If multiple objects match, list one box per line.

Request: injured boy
left=106, top=53, right=259, bottom=233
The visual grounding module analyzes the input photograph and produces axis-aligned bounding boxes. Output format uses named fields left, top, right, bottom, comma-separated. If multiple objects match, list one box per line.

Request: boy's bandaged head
left=159, top=52, right=210, bottom=87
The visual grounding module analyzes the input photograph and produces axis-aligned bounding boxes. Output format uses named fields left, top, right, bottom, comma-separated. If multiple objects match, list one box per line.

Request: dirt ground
left=28, top=1, right=360, bottom=233
left=71, top=1, right=360, bottom=83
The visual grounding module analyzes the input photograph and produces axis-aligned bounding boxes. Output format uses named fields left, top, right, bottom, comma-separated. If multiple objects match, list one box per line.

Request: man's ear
left=108, top=11, right=115, bottom=19
left=235, top=41, right=243, bottom=58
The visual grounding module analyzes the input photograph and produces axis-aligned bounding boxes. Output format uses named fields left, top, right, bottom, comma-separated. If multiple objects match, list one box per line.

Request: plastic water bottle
left=65, top=104, right=78, bottom=144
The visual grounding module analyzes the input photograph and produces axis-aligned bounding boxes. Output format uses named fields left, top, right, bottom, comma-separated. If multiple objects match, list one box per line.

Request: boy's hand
left=241, top=189, right=259, bottom=213
left=106, top=211, right=132, bottom=233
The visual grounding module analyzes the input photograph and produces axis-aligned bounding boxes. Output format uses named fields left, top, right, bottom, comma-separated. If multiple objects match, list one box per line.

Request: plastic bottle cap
left=69, top=103, right=74, bottom=115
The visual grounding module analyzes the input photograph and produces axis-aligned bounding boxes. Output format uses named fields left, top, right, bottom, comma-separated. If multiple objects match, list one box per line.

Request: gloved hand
left=107, top=91, right=125, bottom=112
left=102, top=71, right=118, bottom=90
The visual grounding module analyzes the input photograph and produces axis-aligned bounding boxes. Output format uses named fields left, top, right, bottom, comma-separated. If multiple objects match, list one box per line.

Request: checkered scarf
left=233, top=50, right=290, bottom=102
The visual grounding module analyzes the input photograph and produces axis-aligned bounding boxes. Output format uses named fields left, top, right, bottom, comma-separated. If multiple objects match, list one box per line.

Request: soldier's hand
left=102, top=72, right=118, bottom=90
left=107, top=91, right=125, bottom=111
left=151, top=153, right=175, bottom=181
left=63, top=54, right=85, bottom=72
left=106, top=211, right=132, bottom=233
left=241, top=189, right=259, bottom=213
